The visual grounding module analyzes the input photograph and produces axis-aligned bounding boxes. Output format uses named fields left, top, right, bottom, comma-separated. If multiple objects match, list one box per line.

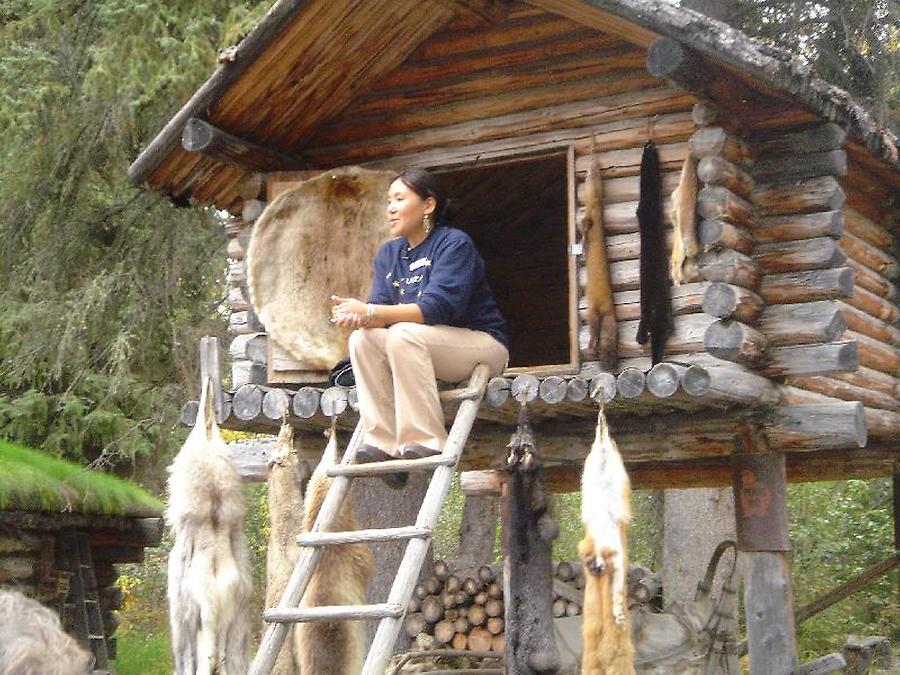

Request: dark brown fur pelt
left=297, top=432, right=373, bottom=675
left=581, top=162, right=618, bottom=371
left=265, top=423, right=310, bottom=675
left=635, top=141, right=672, bottom=365
left=247, top=167, right=394, bottom=370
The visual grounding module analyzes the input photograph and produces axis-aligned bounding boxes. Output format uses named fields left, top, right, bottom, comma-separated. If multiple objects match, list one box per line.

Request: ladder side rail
left=363, top=364, right=491, bottom=674
left=249, top=420, right=364, bottom=675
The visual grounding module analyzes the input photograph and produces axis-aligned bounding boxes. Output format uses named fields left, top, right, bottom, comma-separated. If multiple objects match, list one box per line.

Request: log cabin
left=0, top=440, right=164, bottom=670
left=129, top=1, right=899, bottom=672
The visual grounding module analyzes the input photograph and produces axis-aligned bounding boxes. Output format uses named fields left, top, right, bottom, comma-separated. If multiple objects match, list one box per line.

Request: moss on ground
left=0, top=439, right=163, bottom=517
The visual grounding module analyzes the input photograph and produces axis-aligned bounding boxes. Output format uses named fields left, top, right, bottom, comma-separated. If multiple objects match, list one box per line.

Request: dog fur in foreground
left=297, top=431, right=373, bottom=674
left=166, top=384, right=252, bottom=675
left=579, top=409, right=636, bottom=675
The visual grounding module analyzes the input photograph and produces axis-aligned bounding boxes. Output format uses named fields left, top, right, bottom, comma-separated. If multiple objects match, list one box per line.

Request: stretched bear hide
left=247, top=167, right=394, bottom=369
left=635, top=140, right=672, bottom=365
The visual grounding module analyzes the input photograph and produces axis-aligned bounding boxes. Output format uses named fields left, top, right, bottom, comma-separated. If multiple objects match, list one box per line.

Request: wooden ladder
left=58, top=531, right=110, bottom=674
left=249, top=363, right=491, bottom=675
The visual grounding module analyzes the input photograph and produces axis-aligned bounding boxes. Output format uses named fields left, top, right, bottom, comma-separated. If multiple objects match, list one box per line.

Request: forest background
left=0, top=0, right=896, bottom=672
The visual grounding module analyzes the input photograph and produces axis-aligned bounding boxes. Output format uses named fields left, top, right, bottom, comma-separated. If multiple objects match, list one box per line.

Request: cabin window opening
left=435, top=153, right=573, bottom=370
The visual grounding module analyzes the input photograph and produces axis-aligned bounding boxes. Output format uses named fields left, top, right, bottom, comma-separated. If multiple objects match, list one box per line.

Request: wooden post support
left=731, top=431, right=798, bottom=675
left=199, top=337, right=224, bottom=423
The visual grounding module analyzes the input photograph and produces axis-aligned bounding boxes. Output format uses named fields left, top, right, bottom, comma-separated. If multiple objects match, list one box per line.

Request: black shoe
left=355, top=444, right=408, bottom=490
left=401, top=444, right=442, bottom=460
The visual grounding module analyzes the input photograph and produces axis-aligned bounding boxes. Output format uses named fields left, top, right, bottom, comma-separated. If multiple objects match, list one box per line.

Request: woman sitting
left=330, top=168, right=508, bottom=487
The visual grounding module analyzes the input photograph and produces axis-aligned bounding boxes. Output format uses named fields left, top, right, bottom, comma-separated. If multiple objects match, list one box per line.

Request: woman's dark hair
left=394, top=168, right=456, bottom=225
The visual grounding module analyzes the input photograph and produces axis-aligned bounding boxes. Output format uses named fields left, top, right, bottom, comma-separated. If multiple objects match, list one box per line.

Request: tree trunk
left=661, top=487, right=737, bottom=606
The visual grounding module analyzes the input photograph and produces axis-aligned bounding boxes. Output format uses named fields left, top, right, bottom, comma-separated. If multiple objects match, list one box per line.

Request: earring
left=423, top=213, right=432, bottom=235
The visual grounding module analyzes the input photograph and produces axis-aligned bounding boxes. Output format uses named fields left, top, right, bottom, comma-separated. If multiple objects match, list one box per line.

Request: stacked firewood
left=404, top=560, right=586, bottom=653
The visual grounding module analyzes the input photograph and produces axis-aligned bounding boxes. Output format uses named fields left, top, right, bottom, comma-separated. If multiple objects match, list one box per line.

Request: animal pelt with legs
left=166, top=380, right=252, bottom=675
left=297, top=430, right=373, bottom=675
left=580, top=160, right=618, bottom=371
left=0, top=589, right=94, bottom=675
left=247, top=167, right=394, bottom=369
left=579, top=408, right=636, bottom=675
left=264, top=422, right=310, bottom=675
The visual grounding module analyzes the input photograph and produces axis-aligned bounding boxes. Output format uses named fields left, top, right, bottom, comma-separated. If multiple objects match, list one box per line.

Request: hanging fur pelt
left=297, top=430, right=373, bottom=675
left=166, top=379, right=252, bottom=675
left=669, top=153, right=700, bottom=286
left=264, top=423, right=310, bottom=675
left=579, top=408, right=635, bottom=675
left=581, top=160, right=618, bottom=372
left=635, top=140, right=672, bottom=365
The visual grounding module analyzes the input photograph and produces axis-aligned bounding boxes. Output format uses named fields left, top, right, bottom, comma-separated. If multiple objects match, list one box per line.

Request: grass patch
left=0, top=439, right=163, bottom=516
left=113, top=631, right=172, bottom=674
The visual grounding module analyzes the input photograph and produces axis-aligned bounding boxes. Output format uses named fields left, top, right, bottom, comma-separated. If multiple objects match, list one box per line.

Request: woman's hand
left=330, top=295, right=368, bottom=328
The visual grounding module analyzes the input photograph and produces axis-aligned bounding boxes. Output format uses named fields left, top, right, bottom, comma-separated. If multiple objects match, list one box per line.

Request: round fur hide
left=247, top=167, right=395, bottom=369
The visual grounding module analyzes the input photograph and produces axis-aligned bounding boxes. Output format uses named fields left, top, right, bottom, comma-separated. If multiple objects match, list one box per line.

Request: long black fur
left=636, top=140, right=672, bottom=364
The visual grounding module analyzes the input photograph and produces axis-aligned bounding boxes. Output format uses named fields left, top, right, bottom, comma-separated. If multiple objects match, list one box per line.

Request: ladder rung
left=439, top=384, right=481, bottom=402
left=264, top=603, right=403, bottom=624
left=297, top=526, right=431, bottom=547
left=327, top=456, right=453, bottom=478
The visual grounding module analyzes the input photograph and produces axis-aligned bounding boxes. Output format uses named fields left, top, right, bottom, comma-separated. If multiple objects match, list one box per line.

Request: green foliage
left=0, top=0, right=271, bottom=467
left=788, top=478, right=898, bottom=658
left=0, top=439, right=162, bottom=515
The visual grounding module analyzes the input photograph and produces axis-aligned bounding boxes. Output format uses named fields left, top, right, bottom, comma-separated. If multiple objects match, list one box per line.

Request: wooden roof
left=128, top=0, right=899, bottom=213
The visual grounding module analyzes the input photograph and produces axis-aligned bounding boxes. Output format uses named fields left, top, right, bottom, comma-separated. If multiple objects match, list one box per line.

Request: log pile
left=402, top=560, right=587, bottom=653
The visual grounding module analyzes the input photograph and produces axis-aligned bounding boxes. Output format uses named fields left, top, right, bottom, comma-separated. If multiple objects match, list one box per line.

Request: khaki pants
left=348, top=323, right=508, bottom=456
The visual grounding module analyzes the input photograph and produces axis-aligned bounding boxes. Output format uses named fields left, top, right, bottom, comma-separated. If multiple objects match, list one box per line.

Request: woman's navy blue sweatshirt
left=367, top=226, right=508, bottom=348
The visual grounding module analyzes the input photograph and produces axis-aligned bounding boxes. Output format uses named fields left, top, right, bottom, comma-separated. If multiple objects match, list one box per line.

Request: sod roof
left=0, top=440, right=163, bottom=518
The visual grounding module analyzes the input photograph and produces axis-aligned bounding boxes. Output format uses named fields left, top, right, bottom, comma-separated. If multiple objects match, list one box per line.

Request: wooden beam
left=182, top=117, right=307, bottom=171
left=433, top=0, right=508, bottom=24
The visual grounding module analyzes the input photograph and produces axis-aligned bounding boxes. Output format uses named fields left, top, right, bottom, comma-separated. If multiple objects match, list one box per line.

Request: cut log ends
left=702, top=282, right=765, bottom=322
left=698, top=219, right=753, bottom=254
left=704, top=320, right=767, bottom=365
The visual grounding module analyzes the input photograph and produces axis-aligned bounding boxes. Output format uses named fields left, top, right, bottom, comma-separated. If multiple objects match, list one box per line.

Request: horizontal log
left=754, top=211, right=843, bottom=243
left=846, top=284, right=899, bottom=324
left=758, top=268, right=854, bottom=304
left=831, top=365, right=899, bottom=398
left=232, top=359, right=267, bottom=388
left=242, top=199, right=266, bottom=223
left=753, top=237, right=846, bottom=274
left=838, top=231, right=899, bottom=279
left=646, top=362, right=687, bottom=397
left=698, top=219, right=753, bottom=254
left=229, top=333, right=268, bottom=365
left=843, top=207, right=893, bottom=250
left=577, top=172, right=681, bottom=206
left=863, top=408, right=900, bottom=439
left=764, top=402, right=866, bottom=450
left=697, top=249, right=761, bottom=288
left=845, top=258, right=898, bottom=299
left=612, top=313, right=714, bottom=359
left=786, top=376, right=899, bottom=411
left=262, top=388, right=291, bottom=421
left=753, top=123, right=846, bottom=157
left=603, top=229, right=674, bottom=262
left=701, top=282, right=764, bottom=322
left=691, top=102, right=719, bottom=126
left=226, top=285, right=249, bottom=311
left=697, top=186, right=754, bottom=227
left=758, top=301, right=846, bottom=347
left=704, top=320, right=767, bottom=365
left=697, top=156, right=753, bottom=198
left=232, top=383, right=264, bottom=421
left=752, top=176, right=845, bottom=216
left=182, top=117, right=307, bottom=171
left=600, top=196, right=674, bottom=235
left=688, top=127, right=750, bottom=165
left=753, top=149, right=847, bottom=184
left=838, top=302, right=900, bottom=347
left=681, top=365, right=779, bottom=405
left=611, top=282, right=708, bottom=321
left=616, top=367, right=645, bottom=398
left=846, top=330, right=900, bottom=376
left=226, top=237, right=245, bottom=260
left=765, top=341, right=859, bottom=378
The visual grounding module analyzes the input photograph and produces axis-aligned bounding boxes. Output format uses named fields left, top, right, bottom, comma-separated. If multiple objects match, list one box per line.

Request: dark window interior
left=436, top=154, right=570, bottom=369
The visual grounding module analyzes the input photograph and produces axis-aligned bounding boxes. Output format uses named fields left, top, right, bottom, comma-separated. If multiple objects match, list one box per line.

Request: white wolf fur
left=166, top=381, right=252, bottom=674
left=0, top=589, right=93, bottom=675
